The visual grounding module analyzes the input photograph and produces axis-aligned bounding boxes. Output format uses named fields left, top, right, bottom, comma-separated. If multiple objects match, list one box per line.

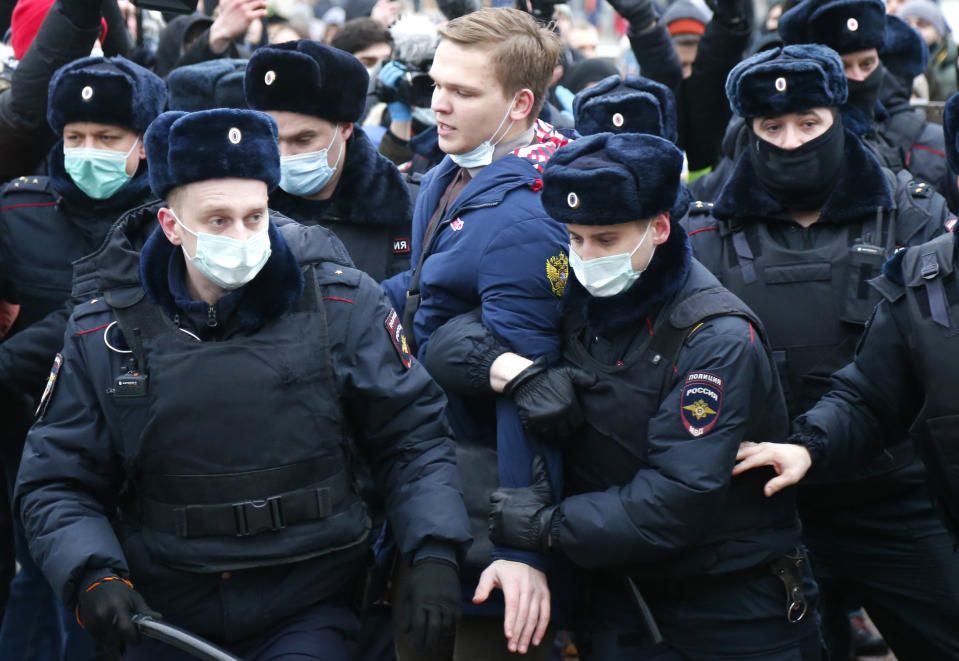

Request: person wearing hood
left=900, top=0, right=958, bottom=100
left=245, top=39, right=413, bottom=283
left=0, top=54, right=164, bottom=661
left=14, top=106, right=471, bottom=661
left=778, top=0, right=959, bottom=210
left=682, top=44, right=959, bottom=660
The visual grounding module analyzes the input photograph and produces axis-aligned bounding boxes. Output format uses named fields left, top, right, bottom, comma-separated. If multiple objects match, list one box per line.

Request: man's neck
left=467, top=123, right=537, bottom=178
left=790, top=209, right=821, bottom=228
left=184, top=258, right=228, bottom=305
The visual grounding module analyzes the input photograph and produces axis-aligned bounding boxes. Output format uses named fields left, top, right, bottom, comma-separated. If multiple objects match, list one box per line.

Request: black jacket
left=270, top=129, right=413, bottom=283
left=14, top=204, right=471, bottom=642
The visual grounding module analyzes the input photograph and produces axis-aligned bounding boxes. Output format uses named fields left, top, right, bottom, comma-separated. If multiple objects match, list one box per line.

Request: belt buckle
left=233, top=496, right=285, bottom=537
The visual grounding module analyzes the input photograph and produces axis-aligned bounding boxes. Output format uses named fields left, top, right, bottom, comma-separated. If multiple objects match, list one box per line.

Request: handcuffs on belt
left=770, top=549, right=809, bottom=623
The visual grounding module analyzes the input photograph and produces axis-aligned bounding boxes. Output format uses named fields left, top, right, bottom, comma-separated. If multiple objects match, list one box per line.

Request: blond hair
left=438, top=8, right=561, bottom=120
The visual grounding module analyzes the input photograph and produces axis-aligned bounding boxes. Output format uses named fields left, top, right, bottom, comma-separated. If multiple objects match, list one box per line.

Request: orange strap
left=74, top=576, right=135, bottom=628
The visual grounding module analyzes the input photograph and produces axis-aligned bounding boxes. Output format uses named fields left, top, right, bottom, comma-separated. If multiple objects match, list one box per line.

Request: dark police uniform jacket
left=682, top=130, right=950, bottom=507
left=0, top=151, right=154, bottom=397
left=269, top=128, right=413, bottom=283
left=795, top=230, right=959, bottom=535
left=14, top=203, right=471, bottom=644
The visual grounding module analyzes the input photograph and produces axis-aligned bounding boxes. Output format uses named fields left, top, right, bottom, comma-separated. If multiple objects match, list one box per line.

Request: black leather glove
left=707, top=0, right=747, bottom=27
left=489, top=456, right=557, bottom=554
left=503, top=358, right=597, bottom=441
left=401, top=558, right=462, bottom=652
left=606, top=0, right=656, bottom=30
left=76, top=576, right=160, bottom=653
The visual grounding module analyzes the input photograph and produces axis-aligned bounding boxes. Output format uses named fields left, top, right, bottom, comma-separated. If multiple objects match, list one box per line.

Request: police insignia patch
left=546, top=251, right=569, bottom=297
left=35, top=353, right=63, bottom=419
left=680, top=371, right=723, bottom=437
left=385, top=309, right=412, bottom=369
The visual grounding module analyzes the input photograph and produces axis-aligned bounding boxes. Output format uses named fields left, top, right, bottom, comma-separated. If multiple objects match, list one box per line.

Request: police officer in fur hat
left=14, top=108, right=472, bottom=660
left=424, top=131, right=825, bottom=658
left=0, top=55, right=165, bottom=660
left=682, top=44, right=959, bottom=660
left=167, top=58, right=248, bottom=112
left=244, top=40, right=413, bottom=282
left=572, top=74, right=678, bottom=141
left=778, top=0, right=959, bottom=210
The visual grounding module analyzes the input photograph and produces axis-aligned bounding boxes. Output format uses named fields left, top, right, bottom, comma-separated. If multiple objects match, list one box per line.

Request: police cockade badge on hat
left=612, top=112, right=625, bottom=128
left=264, top=70, right=276, bottom=85
left=775, top=77, right=787, bottom=93
left=847, top=17, right=859, bottom=31
left=567, top=192, right=580, bottom=208
left=228, top=127, right=242, bottom=144
left=81, top=85, right=94, bottom=101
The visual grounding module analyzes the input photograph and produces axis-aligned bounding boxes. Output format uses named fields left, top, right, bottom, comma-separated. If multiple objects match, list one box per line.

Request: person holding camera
left=244, top=40, right=413, bottom=282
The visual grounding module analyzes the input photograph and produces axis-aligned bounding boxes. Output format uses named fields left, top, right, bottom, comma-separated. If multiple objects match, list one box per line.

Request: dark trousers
left=804, top=480, right=959, bottom=661
left=124, top=601, right=359, bottom=661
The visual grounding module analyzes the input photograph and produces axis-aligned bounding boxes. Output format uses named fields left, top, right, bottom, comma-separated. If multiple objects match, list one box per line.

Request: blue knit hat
left=167, top=59, right=249, bottom=112
left=726, top=44, right=848, bottom=118
left=145, top=109, right=280, bottom=199
left=47, top=56, right=166, bottom=134
left=245, top=40, right=369, bottom=123
left=541, top=132, right=685, bottom=225
left=573, top=74, right=678, bottom=142
left=779, top=0, right=887, bottom=54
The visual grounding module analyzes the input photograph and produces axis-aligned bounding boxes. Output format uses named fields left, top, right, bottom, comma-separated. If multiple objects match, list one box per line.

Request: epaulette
left=313, top=262, right=363, bottom=289
left=910, top=180, right=932, bottom=198
left=72, top=297, right=113, bottom=325
left=688, top=200, right=715, bottom=215
left=1, top=175, right=53, bottom=196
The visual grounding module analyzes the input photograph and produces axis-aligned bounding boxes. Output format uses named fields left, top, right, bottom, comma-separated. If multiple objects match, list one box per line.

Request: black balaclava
left=845, top=65, right=884, bottom=120
left=749, top=112, right=846, bottom=211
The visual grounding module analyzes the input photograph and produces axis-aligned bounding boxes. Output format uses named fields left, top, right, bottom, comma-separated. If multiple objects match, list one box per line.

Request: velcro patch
left=35, top=353, right=63, bottom=419
left=384, top=309, right=412, bottom=369
left=680, top=371, right=723, bottom=437
left=393, top=238, right=410, bottom=254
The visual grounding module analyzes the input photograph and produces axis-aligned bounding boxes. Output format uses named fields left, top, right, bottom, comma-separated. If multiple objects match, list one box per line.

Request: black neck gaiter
left=846, top=66, right=884, bottom=120
left=749, top=115, right=845, bottom=211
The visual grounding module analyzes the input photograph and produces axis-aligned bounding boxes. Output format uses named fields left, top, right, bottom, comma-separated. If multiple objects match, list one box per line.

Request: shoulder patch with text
left=680, top=371, right=723, bottom=437
left=384, top=309, right=412, bottom=369
left=546, top=251, right=569, bottom=297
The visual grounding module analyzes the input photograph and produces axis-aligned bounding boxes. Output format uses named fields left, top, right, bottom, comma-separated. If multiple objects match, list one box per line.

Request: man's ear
left=157, top=207, right=181, bottom=246
left=510, top=89, right=536, bottom=122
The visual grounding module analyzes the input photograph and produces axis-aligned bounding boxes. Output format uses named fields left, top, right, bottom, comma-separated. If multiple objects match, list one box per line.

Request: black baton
left=132, top=615, right=242, bottom=661
left=626, top=577, right=664, bottom=645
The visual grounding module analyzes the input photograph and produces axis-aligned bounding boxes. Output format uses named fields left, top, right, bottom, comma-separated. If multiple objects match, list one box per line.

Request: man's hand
left=489, top=456, right=557, bottom=553
left=370, top=0, right=402, bottom=27
left=209, top=0, right=267, bottom=54
left=605, top=0, right=656, bottom=30
left=503, top=359, right=597, bottom=441
left=733, top=442, right=812, bottom=497
left=473, top=560, right=551, bottom=655
left=76, top=576, right=160, bottom=653
left=400, top=559, right=462, bottom=652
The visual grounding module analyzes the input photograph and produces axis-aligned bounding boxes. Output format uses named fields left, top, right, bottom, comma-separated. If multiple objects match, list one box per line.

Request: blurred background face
left=904, top=16, right=942, bottom=46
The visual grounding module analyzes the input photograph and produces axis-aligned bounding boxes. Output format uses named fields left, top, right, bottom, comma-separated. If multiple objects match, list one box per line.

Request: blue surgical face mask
left=568, top=222, right=654, bottom=298
left=63, top=137, right=139, bottom=200
left=172, top=209, right=272, bottom=290
left=278, top=128, right=344, bottom=197
left=449, top=93, right=518, bottom=169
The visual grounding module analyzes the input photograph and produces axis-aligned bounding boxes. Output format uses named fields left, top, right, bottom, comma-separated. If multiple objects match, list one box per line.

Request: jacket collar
left=712, top=129, right=893, bottom=225
left=562, top=220, right=692, bottom=336
left=138, top=219, right=305, bottom=335
left=47, top=139, right=153, bottom=217
left=269, top=127, right=411, bottom=227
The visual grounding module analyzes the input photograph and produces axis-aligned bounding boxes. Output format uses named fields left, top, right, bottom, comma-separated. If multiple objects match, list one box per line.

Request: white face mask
left=569, top=222, right=654, bottom=298
left=172, top=210, right=272, bottom=290
left=449, top=93, right=518, bottom=169
left=278, top=128, right=343, bottom=197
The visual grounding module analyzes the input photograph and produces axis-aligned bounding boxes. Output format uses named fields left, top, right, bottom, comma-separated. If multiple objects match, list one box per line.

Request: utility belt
left=140, top=471, right=352, bottom=539
left=636, top=548, right=809, bottom=624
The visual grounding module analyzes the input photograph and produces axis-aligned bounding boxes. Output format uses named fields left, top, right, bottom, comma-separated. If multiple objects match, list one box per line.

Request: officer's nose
left=846, top=68, right=868, bottom=82
left=780, top=124, right=805, bottom=150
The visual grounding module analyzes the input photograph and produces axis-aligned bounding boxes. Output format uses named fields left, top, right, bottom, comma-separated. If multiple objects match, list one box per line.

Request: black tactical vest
left=562, top=263, right=798, bottom=578
left=103, top=269, right=369, bottom=573
left=872, top=233, right=959, bottom=532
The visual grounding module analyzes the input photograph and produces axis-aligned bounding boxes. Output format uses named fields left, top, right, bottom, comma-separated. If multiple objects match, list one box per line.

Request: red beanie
left=10, top=0, right=107, bottom=60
